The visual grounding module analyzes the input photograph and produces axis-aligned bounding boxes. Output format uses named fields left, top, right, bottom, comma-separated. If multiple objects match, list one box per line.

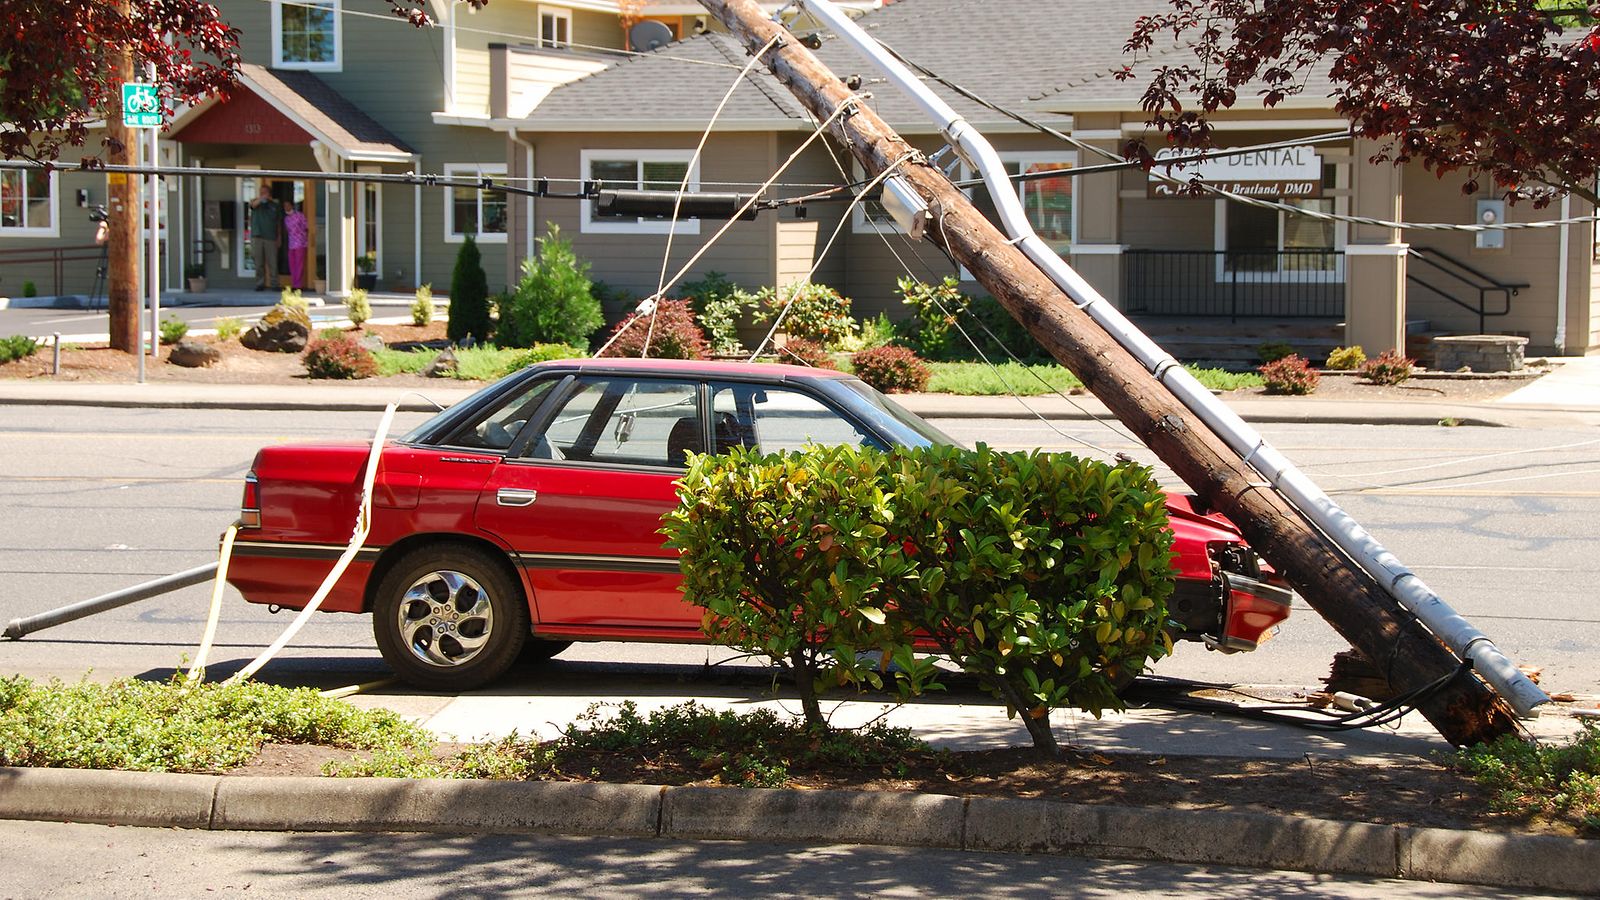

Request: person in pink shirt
left=284, top=201, right=309, bottom=290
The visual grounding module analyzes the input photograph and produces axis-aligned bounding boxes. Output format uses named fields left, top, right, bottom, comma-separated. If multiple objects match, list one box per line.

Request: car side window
left=529, top=377, right=702, bottom=468
left=708, top=382, right=882, bottom=454
left=442, top=377, right=557, bottom=451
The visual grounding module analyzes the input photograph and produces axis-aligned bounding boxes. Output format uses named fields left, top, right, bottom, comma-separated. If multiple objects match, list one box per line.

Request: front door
left=473, top=376, right=704, bottom=633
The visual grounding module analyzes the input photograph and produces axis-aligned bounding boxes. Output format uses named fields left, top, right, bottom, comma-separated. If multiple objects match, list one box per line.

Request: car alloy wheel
left=372, top=544, right=529, bottom=691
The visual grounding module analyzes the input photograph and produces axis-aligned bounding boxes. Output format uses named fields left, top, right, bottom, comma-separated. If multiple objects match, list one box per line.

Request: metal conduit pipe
left=800, top=0, right=1549, bottom=718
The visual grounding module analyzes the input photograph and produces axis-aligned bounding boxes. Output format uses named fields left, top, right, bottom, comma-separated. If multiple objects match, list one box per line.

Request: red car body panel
left=228, top=361, right=1290, bottom=653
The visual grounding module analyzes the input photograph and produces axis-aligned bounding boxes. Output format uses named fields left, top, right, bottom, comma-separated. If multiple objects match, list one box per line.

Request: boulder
left=168, top=339, right=221, bottom=368
left=356, top=333, right=386, bottom=353
left=424, top=347, right=458, bottom=378
left=241, top=303, right=312, bottom=353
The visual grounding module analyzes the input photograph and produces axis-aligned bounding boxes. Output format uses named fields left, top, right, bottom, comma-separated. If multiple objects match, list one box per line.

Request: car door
left=473, top=375, right=705, bottom=632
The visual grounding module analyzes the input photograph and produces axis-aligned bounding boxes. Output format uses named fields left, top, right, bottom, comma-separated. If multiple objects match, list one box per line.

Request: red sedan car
left=229, top=359, right=1291, bottom=690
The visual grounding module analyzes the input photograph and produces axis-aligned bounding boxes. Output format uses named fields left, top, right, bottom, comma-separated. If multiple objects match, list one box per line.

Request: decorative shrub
left=1361, top=349, right=1415, bottom=385
left=499, top=342, right=586, bottom=378
left=897, top=276, right=1046, bottom=362
left=597, top=299, right=709, bottom=360
left=278, top=288, right=308, bottom=313
left=662, top=444, right=1177, bottom=751
left=847, top=312, right=898, bottom=352
left=1325, top=345, right=1366, bottom=370
left=777, top=337, right=837, bottom=369
left=496, top=225, right=603, bottom=349
left=0, top=335, right=39, bottom=364
left=411, top=284, right=434, bottom=326
left=447, top=235, right=492, bottom=345
left=214, top=317, right=243, bottom=341
left=681, top=270, right=756, bottom=355
left=21, top=280, right=38, bottom=298
left=303, top=335, right=378, bottom=380
left=755, top=282, right=857, bottom=348
left=1258, top=354, right=1320, bottom=395
left=158, top=315, right=188, bottom=346
left=850, top=345, right=930, bottom=393
left=1256, top=341, right=1296, bottom=364
left=345, top=289, right=371, bottom=327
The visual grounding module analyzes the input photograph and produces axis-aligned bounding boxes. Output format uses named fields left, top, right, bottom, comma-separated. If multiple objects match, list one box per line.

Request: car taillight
left=1216, top=571, right=1293, bottom=652
left=240, top=472, right=261, bottom=528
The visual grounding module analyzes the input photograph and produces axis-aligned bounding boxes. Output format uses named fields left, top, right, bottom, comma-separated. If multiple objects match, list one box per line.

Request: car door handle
left=496, top=488, right=538, bottom=507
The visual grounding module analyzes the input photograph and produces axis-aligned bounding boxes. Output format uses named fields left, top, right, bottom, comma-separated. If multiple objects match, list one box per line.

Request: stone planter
left=186, top=277, right=206, bottom=294
left=1432, top=334, right=1528, bottom=373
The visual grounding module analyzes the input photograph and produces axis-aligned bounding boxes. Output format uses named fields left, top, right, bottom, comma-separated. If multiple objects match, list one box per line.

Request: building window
left=357, top=171, right=382, bottom=270
left=273, top=0, right=341, bottom=71
left=539, top=6, right=572, bottom=48
left=1215, top=164, right=1344, bottom=278
left=445, top=164, right=508, bottom=243
left=962, top=154, right=1075, bottom=254
left=0, top=169, right=56, bottom=237
left=580, top=150, right=700, bottom=235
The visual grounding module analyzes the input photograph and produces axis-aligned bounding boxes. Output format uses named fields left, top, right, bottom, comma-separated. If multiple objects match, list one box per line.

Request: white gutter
left=801, top=0, right=1549, bottom=718
left=1556, top=195, right=1570, bottom=354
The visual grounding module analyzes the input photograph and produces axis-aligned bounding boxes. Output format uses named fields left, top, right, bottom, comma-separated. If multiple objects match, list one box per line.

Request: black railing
left=1122, top=249, right=1345, bottom=319
left=0, top=244, right=106, bottom=303
left=1406, top=246, right=1525, bottom=335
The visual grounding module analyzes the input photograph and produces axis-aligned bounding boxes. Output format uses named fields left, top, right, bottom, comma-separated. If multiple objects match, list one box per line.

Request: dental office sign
left=1148, top=145, right=1322, bottom=199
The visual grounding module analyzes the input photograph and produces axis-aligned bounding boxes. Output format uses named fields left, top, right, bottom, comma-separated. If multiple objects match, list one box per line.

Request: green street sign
left=122, top=82, right=162, bottom=128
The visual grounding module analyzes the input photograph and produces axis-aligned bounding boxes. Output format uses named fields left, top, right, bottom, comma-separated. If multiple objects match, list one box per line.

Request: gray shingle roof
left=243, top=64, right=414, bottom=158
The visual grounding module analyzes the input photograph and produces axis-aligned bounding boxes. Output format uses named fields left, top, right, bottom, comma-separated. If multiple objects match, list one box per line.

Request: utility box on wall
left=1475, top=199, right=1506, bottom=250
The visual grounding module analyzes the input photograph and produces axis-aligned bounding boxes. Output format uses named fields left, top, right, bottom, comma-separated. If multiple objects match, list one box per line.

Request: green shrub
left=1455, top=721, right=1600, bottom=835
left=317, top=326, right=344, bottom=341
left=1361, top=349, right=1415, bottom=385
left=1325, top=345, right=1366, bottom=370
left=279, top=288, right=308, bottom=313
left=214, top=317, right=243, bottom=341
left=500, top=342, right=586, bottom=378
left=597, top=298, right=709, bottom=360
left=158, top=315, right=188, bottom=345
left=850, top=345, right=930, bottom=393
left=303, top=334, right=378, bottom=380
left=21, top=280, right=38, bottom=298
left=0, top=675, right=427, bottom=772
left=0, top=334, right=40, bottom=364
left=345, top=288, right=371, bottom=327
left=848, top=312, right=897, bottom=352
left=447, top=235, right=492, bottom=345
left=1256, top=341, right=1296, bottom=364
left=896, top=276, right=1046, bottom=362
left=681, top=271, right=758, bottom=356
left=755, top=282, right=857, bottom=348
left=1258, top=354, right=1320, bottom=395
left=777, top=337, right=837, bottom=369
left=663, top=444, right=1177, bottom=751
left=371, top=348, right=437, bottom=377
left=411, top=284, right=434, bottom=326
left=496, top=225, right=603, bottom=349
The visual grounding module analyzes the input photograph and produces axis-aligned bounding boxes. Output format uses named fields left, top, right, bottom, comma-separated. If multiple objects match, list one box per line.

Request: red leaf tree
left=1121, top=1, right=1600, bottom=206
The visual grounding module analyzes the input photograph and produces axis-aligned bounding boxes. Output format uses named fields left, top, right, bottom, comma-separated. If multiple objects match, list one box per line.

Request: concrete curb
left=2, top=768, right=1595, bottom=893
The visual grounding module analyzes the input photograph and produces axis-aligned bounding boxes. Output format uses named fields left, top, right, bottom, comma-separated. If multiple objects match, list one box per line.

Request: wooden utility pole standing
left=701, top=0, right=1516, bottom=746
left=106, top=0, right=141, bottom=354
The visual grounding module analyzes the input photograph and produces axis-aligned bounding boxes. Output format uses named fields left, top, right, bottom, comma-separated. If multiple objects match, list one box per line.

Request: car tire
left=372, top=544, right=529, bottom=692
left=521, top=638, right=572, bottom=664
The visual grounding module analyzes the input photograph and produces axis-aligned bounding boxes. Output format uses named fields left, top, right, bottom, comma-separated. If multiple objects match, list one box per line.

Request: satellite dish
left=629, top=20, right=675, bottom=52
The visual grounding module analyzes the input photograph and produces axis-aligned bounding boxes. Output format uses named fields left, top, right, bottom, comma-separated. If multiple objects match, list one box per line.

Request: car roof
left=533, top=357, right=852, bottom=380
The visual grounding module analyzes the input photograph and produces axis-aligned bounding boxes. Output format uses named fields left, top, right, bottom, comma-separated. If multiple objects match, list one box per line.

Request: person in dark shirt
left=248, top=185, right=281, bottom=291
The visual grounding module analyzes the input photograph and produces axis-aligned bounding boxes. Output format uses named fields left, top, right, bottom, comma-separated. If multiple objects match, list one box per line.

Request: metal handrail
left=0, top=244, right=105, bottom=300
left=1406, top=246, right=1527, bottom=334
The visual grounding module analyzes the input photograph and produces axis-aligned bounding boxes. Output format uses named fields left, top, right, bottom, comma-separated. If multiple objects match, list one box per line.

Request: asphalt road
left=1, top=406, right=1595, bottom=697
left=0, top=820, right=1561, bottom=899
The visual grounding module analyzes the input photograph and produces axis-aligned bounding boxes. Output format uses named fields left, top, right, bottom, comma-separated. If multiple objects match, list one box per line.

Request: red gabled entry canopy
left=172, top=89, right=315, bottom=145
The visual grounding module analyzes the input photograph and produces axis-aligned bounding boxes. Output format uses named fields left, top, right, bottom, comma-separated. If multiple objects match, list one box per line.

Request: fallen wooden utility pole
left=702, top=0, right=1516, bottom=745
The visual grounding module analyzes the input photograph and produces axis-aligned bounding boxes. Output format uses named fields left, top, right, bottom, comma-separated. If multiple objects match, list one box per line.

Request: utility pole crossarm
left=700, top=0, right=1517, bottom=746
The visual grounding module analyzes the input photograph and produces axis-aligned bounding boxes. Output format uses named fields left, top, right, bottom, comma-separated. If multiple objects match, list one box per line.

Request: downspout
left=413, top=153, right=423, bottom=290
left=801, top=0, right=1548, bottom=718
left=1556, top=195, right=1570, bottom=354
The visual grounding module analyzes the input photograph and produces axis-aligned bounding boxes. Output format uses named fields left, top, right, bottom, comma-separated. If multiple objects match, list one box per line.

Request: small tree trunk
left=790, top=649, right=826, bottom=729
left=986, top=675, right=1059, bottom=755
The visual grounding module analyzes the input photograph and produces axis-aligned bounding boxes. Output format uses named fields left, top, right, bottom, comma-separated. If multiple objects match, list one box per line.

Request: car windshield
left=833, top=378, right=961, bottom=448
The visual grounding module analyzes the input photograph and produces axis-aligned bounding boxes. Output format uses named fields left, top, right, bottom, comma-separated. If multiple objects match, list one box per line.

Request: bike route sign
left=121, top=83, right=162, bottom=128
